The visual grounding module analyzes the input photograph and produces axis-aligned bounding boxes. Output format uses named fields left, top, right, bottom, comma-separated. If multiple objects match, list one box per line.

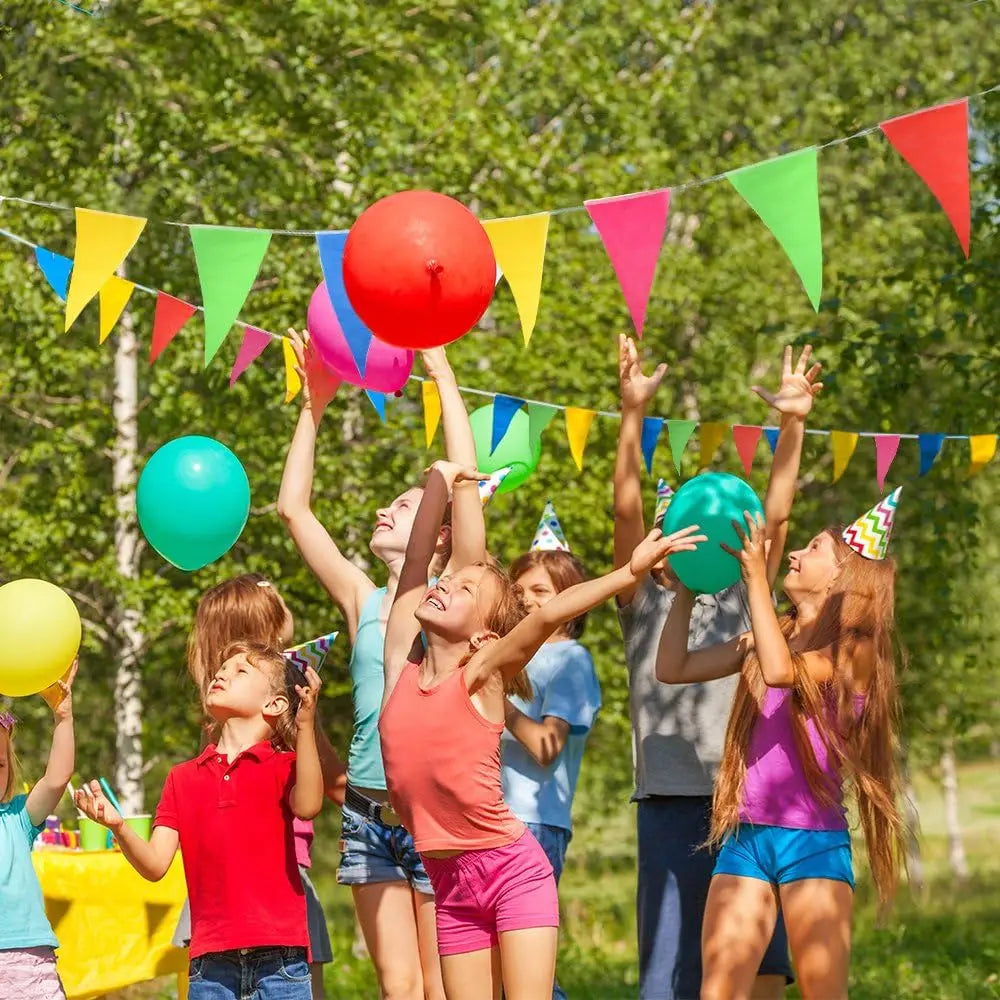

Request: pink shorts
left=0, top=947, right=66, bottom=999
left=422, top=830, right=559, bottom=955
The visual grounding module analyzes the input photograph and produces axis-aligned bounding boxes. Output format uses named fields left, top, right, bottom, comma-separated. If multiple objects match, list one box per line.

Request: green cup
left=78, top=816, right=110, bottom=851
left=124, top=814, right=152, bottom=841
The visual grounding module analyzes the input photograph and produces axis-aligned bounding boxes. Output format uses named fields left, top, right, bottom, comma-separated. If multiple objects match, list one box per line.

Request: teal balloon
left=469, top=404, right=542, bottom=495
left=137, top=436, right=251, bottom=571
left=663, top=472, right=764, bottom=594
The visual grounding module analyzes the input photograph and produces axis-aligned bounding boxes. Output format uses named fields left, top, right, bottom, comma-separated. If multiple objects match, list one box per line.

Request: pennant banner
left=422, top=381, right=441, bottom=448
left=763, top=427, right=780, bottom=454
left=667, top=419, right=697, bottom=474
left=282, top=337, right=302, bottom=403
left=366, top=390, right=387, bottom=423
left=315, top=231, right=373, bottom=376
left=585, top=189, right=670, bottom=339
left=732, top=424, right=763, bottom=476
left=98, top=275, right=135, bottom=344
left=726, top=148, right=823, bottom=310
left=565, top=407, right=596, bottom=471
left=875, top=434, right=901, bottom=490
left=35, top=247, right=72, bottom=300
left=641, top=417, right=664, bottom=474
left=528, top=401, right=558, bottom=443
left=230, top=327, right=273, bottom=388
left=699, top=422, right=727, bottom=470
left=150, top=292, right=197, bottom=364
left=968, top=435, right=997, bottom=477
left=831, top=430, right=859, bottom=483
left=918, top=433, right=945, bottom=477
left=491, top=394, right=524, bottom=454
left=483, top=214, right=551, bottom=346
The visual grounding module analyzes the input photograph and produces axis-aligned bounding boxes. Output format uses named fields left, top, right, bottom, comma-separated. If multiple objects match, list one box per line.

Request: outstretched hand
left=423, top=461, right=488, bottom=489
left=294, top=667, right=322, bottom=730
left=752, top=344, right=823, bottom=418
left=629, top=526, right=707, bottom=577
left=619, top=334, right=668, bottom=410
left=720, top=511, right=770, bottom=583
left=40, top=659, right=77, bottom=719
left=420, top=347, right=456, bottom=384
left=74, top=780, right=124, bottom=833
left=288, top=327, right=340, bottom=412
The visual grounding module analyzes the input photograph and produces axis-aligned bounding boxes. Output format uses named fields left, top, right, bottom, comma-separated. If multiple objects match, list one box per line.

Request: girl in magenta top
left=656, top=496, right=905, bottom=1000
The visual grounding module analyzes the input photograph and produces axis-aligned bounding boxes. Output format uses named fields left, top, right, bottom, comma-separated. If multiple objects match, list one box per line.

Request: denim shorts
left=188, top=946, right=310, bottom=1000
left=714, top=823, right=855, bottom=889
left=337, top=799, right=433, bottom=894
left=525, top=822, right=572, bottom=885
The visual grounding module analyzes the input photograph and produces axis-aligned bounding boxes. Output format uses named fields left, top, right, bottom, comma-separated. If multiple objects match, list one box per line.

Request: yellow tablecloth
left=33, top=850, right=188, bottom=1000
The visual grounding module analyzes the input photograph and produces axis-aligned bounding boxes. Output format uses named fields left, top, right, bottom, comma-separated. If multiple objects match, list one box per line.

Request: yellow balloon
left=0, top=580, right=82, bottom=697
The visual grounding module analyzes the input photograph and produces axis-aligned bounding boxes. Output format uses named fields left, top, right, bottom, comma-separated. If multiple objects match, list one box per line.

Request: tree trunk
left=112, top=298, right=144, bottom=814
left=900, top=750, right=925, bottom=894
left=940, top=737, right=968, bottom=881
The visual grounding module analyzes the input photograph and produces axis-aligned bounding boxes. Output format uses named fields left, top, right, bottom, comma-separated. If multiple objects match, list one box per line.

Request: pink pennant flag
left=732, top=425, right=763, bottom=477
left=874, top=434, right=902, bottom=490
left=585, top=189, right=670, bottom=339
left=229, top=326, right=274, bottom=388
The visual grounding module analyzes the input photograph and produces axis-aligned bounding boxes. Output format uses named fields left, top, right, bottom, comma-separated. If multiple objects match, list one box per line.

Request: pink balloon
left=306, top=282, right=413, bottom=393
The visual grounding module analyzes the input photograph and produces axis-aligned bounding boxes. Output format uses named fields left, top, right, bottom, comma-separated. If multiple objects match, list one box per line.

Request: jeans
left=337, top=799, right=433, bottom=894
left=188, top=947, right=311, bottom=1000
left=525, top=822, right=572, bottom=1000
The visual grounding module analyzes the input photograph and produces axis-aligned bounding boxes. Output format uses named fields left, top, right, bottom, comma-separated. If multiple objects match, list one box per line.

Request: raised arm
left=422, top=347, right=476, bottom=467
left=289, top=669, right=325, bottom=819
left=277, top=329, right=374, bottom=639
left=26, top=664, right=77, bottom=826
left=614, top=335, right=669, bottom=606
left=752, top=345, right=823, bottom=585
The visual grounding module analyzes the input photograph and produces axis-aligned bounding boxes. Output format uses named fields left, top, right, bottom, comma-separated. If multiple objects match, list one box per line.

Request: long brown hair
left=187, top=574, right=289, bottom=702
left=711, top=528, right=905, bottom=906
left=469, top=561, right=532, bottom=700
left=509, top=550, right=589, bottom=640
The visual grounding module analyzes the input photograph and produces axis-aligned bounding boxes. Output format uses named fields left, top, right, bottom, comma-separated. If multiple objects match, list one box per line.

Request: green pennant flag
left=190, top=226, right=273, bottom=365
left=726, top=148, right=822, bottom=311
left=527, top=402, right=558, bottom=444
left=667, top=419, right=697, bottom=474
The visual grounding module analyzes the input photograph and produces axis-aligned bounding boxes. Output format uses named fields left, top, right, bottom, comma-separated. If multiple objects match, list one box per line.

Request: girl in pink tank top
left=657, top=501, right=904, bottom=1000
left=379, top=459, right=705, bottom=998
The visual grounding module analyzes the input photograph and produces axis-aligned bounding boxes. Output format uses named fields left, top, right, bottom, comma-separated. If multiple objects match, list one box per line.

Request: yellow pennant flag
left=565, top=407, right=596, bottom=471
left=282, top=337, right=302, bottom=403
left=422, top=381, right=442, bottom=448
left=64, top=209, right=147, bottom=332
left=831, top=431, right=859, bottom=483
left=98, top=275, right=136, bottom=344
left=968, top=434, right=998, bottom=477
left=699, top=422, right=727, bottom=470
left=482, top=214, right=551, bottom=346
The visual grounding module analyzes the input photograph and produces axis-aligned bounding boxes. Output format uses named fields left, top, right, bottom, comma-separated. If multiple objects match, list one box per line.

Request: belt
left=345, top=783, right=403, bottom=828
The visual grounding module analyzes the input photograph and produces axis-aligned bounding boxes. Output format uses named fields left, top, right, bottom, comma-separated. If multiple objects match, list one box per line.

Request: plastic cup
left=78, top=817, right=109, bottom=851
left=124, top=815, right=152, bottom=841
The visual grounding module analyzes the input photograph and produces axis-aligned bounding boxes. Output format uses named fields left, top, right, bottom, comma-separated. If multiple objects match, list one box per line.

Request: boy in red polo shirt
left=77, top=640, right=324, bottom=999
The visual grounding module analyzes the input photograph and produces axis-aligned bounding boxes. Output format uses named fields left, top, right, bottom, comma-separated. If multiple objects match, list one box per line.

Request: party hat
left=531, top=501, right=570, bottom=552
left=478, top=467, right=512, bottom=507
left=283, top=631, right=339, bottom=673
left=653, top=478, right=675, bottom=529
left=842, top=488, right=901, bottom=561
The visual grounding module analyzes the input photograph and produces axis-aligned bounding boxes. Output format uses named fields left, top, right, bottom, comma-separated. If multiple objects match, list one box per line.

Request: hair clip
left=256, top=580, right=273, bottom=588
left=0, top=712, right=16, bottom=732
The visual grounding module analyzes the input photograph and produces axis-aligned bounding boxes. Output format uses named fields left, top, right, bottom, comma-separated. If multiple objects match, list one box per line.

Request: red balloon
left=342, top=191, right=496, bottom=350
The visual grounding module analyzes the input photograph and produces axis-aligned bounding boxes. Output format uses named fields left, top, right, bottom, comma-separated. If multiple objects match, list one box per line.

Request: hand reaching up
left=288, top=327, right=340, bottom=413
left=752, top=344, right=823, bottom=418
left=619, top=334, right=668, bottom=411
left=629, top=526, right=707, bottom=577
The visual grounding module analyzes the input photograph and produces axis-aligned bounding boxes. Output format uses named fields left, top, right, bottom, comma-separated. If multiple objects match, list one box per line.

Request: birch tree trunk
left=940, top=737, right=968, bottom=881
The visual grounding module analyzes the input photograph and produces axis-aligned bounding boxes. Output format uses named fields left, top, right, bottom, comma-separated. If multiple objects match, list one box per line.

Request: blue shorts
left=337, top=800, right=433, bottom=895
left=525, top=822, right=572, bottom=885
left=714, top=824, right=855, bottom=889
left=189, top=946, right=310, bottom=999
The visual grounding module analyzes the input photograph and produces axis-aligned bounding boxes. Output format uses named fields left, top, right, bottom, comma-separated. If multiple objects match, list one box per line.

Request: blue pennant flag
left=365, top=390, right=386, bottom=422
left=491, top=394, right=524, bottom=454
left=35, top=247, right=73, bottom=301
left=918, top=433, right=945, bottom=476
left=640, top=417, right=664, bottom=474
left=315, top=231, right=371, bottom=377
left=763, top=427, right=780, bottom=454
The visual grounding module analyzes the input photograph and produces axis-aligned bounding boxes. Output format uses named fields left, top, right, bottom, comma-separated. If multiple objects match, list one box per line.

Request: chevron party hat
left=842, top=488, right=901, bottom=560
left=531, top=501, right=570, bottom=552
left=283, top=631, right=339, bottom=673
left=478, top=467, right=512, bottom=507
left=653, top=478, right=675, bottom=529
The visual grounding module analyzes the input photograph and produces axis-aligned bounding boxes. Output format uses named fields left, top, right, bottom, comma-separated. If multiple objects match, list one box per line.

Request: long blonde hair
left=0, top=724, right=20, bottom=803
left=711, top=529, right=905, bottom=906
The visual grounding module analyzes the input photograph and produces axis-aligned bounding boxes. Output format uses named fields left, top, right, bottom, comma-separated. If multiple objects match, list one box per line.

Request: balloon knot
left=426, top=259, right=444, bottom=276
left=394, top=390, right=403, bottom=398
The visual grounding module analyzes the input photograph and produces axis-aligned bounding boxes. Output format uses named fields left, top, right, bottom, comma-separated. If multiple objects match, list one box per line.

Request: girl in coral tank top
left=379, top=459, right=705, bottom=1000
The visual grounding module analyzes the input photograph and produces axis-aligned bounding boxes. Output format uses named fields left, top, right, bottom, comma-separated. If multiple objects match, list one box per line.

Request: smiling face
left=369, top=487, right=424, bottom=562
left=516, top=563, right=557, bottom=615
left=414, top=564, right=501, bottom=643
left=785, top=530, right=843, bottom=603
left=205, top=649, right=288, bottom=723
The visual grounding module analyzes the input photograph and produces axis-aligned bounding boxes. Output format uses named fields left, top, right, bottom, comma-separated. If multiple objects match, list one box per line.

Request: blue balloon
left=137, top=436, right=251, bottom=571
left=663, top=472, right=764, bottom=594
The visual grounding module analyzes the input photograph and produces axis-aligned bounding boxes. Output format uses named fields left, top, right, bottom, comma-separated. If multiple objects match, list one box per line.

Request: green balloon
left=663, top=472, right=764, bottom=594
left=469, top=405, right=542, bottom=494
left=137, top=436, right=251, bottom=572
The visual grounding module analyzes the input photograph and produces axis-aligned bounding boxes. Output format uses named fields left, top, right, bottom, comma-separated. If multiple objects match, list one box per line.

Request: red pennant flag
left=585, top=189, right=670, bottom=339
left=874, top=434, right=902, bottom=490
left=732, top=425, right=763, bottom=477
left=880, top=99, right=970, bottom=257
left=150, top=292, right=197, bottom=363
left=229, top=327, right=273, bottom=388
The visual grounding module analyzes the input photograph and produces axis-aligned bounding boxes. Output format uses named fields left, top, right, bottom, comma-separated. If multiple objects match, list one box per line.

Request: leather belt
left=345, top=783, right=403, bottom=828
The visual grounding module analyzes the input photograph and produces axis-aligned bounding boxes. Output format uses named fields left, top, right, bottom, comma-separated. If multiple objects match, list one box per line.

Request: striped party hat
left=842, top=488, right=901, bottom=561
left=531, top=501, right=570, bottom=552
left=283, top=631, right=339, bottom=673
left=653, top=479, right=675, bottom=529
left=478, top=467, right=512, bottom=507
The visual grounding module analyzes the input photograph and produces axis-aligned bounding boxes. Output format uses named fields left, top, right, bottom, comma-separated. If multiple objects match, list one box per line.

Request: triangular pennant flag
left=190, top=225, right=272, bottom=365
left=528, top=402, right=558, bottom=443
left=666, top=419, right=697, bottom=474
left=831, top=431, right=859, bottom=483
left=491, top=394, right=524, bottom=454
left=726, top=148, right=823, bottom=310
left=283, top=337, right=302, bottom=403
left=843, top=488, right=901, bottom=561
left=478, top=467, right=512, bottom=506
left=35, top=247, right=73, bottom=300
left=366, top=390, right=387, bottom=423
left=584, top=189, right=670, bottom=338
left=64, top=209, right=147, bottom=331
left=732, top=425, right=763, bottom=477
left=763, top=427, right=780, bottom=454
left=230, top=327, right=273, bottom=388
left=699, top=422, right=727, bottom=470
left=968, top=435, right=997, bottom=477
left=874, top=434, right=901, bottom=491
left=531, top=500, right=569, bottom=552
left=315, top=231, right=372, bottom=376
left=150, top=292, right=197, bottom=363
left=917, top=433, right=945, bottom=477
left=880, top=99, right=970, bottom=257
left=98, top=275, right=135, bottom=344
left=482, top=214, right=551, bottom=345
left=640, top=417, right=664, bottom=474
left=653, top=478, right=674, bottom=528
left=565, top=407, right=596, bottom=471
left=422, top=381, right=441, bottom=448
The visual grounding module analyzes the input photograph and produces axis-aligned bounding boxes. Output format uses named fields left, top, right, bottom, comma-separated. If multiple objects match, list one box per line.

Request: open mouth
left=424, top=596, right=445, bottom=611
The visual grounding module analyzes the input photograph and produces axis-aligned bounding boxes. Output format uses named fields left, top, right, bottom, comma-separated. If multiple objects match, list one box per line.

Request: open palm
left=752, top=344, right=823, bottom=417
left=619, top=334, right=668, bottom=409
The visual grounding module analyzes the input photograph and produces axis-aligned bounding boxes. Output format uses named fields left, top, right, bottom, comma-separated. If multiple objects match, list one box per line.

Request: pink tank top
left=379, top=663, right=525, bottom=853
left=293, top=817, right=313, bottom=868
left=740, top=686, right=861, bottom=831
